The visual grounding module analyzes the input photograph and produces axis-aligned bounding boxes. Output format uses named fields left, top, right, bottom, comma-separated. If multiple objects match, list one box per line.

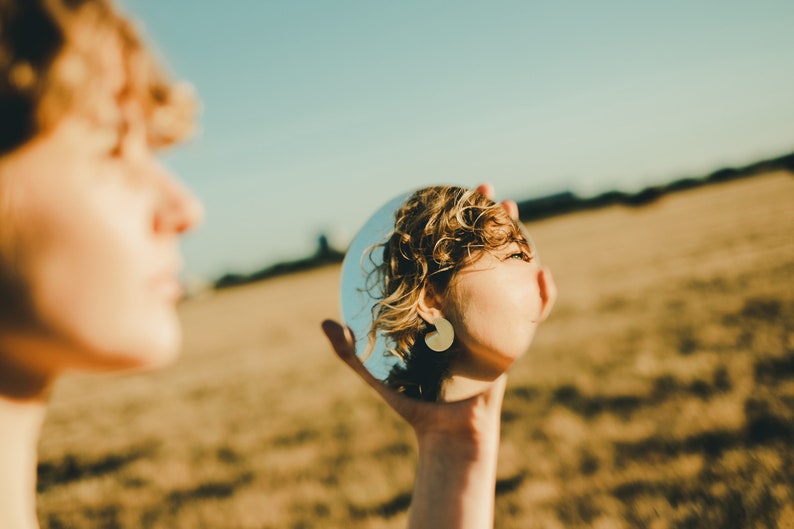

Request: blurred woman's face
left=442, top=240, right=544, bottom=379
left=0, top=44, right=202, bottom=375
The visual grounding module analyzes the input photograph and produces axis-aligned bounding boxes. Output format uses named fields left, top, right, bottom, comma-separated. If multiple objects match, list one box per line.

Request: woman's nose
left=537, top=266, right=556, bottom=322
left=152, top=166, right=204, bottom=235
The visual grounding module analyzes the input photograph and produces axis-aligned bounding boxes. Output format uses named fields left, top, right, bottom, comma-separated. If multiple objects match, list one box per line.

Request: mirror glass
left=341, top=185, right=541, bottom=402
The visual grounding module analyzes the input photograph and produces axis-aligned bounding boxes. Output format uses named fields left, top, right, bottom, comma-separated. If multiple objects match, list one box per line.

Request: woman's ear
left=416, top=282, right=444, bottom=324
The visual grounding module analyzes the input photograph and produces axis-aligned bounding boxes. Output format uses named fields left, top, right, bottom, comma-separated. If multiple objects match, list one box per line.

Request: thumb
left=321, top=319, right=387, bottom=393
left=321, top=319, right=357, bottom=360
left=321, top=319, right=425, bottom=421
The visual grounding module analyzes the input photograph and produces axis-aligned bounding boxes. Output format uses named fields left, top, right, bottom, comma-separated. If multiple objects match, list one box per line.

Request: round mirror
left=341, top=185, right=543, bottom=402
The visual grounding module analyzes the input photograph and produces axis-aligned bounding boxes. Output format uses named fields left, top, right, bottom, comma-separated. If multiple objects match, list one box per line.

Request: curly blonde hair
left=366, top=186, right=529, bottom=400
left=0, top=0, right=196, bottom=155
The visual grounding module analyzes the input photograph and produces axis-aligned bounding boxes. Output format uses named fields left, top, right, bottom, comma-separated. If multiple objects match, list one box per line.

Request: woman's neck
left=0, top=395, right=47, bottom=529
left=0, top=340, right=53, bottom=529
left=440, top=374, right=491, bottom=402
left=441, top=351, right=509, bottom=402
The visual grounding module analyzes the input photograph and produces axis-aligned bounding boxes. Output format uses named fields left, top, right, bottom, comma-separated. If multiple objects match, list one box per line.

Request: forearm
left=408, top=430, right=500, bottom=529
left=320, top=322, right=507, bottom=528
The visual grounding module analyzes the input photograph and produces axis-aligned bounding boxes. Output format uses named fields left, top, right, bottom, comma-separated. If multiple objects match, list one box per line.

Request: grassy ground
left=37, top=172, right=794, bottom=528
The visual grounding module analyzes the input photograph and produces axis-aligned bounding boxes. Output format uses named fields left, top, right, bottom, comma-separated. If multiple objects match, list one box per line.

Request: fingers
left=475, top=183, right=495, bottom=199
left=538, top=267, right=557, bottom=321
left=321, top=319, right=418, bottom=415
left=321, top=320, right=377, bottom=387
left=501, top=199, right=518, bottom=220
left=476, top=183, right=519, bottom=220
left=321, top=319, right=357, bottom=359
left=322, top=319, right=511, bottom=435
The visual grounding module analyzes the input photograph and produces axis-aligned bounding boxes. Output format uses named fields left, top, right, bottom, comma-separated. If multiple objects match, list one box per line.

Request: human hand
left=322, top=318, right=504, bottom=529
left=321, top=319, right=506, bottom=443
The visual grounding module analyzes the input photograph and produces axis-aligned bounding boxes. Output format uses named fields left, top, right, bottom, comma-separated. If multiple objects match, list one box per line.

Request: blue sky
left=124, top=1, right=794, bottom=280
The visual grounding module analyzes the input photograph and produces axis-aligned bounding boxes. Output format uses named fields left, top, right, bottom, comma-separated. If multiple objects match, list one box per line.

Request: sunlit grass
left=38, top=172, right=794, bottom=528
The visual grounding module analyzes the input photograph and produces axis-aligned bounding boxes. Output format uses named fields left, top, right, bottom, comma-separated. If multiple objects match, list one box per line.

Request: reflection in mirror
left=341, top=186, right=543, bottom=402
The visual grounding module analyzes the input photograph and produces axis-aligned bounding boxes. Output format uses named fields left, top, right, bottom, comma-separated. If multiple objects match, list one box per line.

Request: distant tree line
left=516, top=151, right=794, bottom=221
left=214, top=234, right=344, bottom=290
left=215, top=151, right=794, bottom=290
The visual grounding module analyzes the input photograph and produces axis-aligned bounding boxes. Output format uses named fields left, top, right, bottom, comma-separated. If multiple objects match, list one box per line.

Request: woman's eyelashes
left=504, top=248, right=534, bottom=263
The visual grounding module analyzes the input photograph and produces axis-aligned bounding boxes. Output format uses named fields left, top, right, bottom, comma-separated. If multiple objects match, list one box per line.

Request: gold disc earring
left=425, top=316, right=455, bottom=352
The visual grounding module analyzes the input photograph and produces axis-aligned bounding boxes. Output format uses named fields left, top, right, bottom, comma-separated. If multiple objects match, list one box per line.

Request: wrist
left=410, top=429, right=500, bottom=529
left=415, top=428, right=500, bottom=462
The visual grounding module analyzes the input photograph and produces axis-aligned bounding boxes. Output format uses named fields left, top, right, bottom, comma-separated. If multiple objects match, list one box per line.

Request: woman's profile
left=0, top=1, right=555, bottom=528
left=365, top=186, right=552, bottom=402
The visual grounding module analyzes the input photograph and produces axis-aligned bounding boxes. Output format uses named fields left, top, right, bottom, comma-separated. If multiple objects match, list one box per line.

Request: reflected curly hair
left=366, top=186, right=529, bottom=401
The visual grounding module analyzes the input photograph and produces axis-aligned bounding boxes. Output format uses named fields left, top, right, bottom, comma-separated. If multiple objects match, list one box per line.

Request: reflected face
left=441, top=240, right=542, bottom=379
left=341, top=186, right=553, bottom=402
left=0, top=47, right=202, bottom=374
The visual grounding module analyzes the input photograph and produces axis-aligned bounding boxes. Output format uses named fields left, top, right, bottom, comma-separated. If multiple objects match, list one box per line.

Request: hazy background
left=34, top=2, right=794, bottom=527
left=123, top=0, right=794, bottom=280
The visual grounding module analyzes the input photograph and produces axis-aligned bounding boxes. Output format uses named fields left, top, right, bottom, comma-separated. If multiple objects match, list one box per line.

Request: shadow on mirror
left=341, top=185, right=545, bottom=402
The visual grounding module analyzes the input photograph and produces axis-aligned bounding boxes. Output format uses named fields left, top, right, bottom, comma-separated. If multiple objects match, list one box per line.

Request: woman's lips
left=151, top=272, right=183, bottom=301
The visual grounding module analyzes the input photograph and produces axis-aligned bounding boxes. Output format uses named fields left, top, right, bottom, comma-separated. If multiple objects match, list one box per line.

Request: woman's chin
left=126, top=332, right=182, bottom=370
left=129, top=342, right=181, bottom=370
left=465, top=341, right=533, bottom=379
left=93, top=344, right=181, bottom=373
left=75, top=324, right=183, bottom=373
left=119, top=314, right=184, bottom=370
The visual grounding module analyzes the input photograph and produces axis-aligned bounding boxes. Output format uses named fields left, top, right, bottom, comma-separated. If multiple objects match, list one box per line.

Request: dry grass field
left=38, top=172, right=794, bottom=528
